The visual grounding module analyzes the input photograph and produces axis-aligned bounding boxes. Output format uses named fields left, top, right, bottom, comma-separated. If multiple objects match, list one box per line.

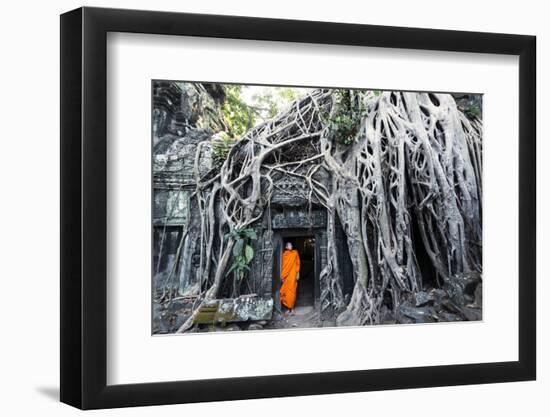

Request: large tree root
left=167, top=88, right=482, bottom=332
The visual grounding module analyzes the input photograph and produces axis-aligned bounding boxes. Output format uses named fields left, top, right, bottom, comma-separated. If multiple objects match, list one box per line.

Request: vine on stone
left=164, top=88, right=483, bottom=332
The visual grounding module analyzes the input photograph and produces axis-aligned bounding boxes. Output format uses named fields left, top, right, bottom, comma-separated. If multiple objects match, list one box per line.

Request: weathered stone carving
left=153, top=190, right=189, bottom=226
left=270, top=209, right=327, bottom=229
left=193, top=296, right=273, bottom=324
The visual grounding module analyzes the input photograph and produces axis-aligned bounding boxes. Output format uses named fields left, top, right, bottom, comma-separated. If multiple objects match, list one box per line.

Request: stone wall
left=153, top=81, right=226, bottom=143
left=152, top=81, right=225, bottom=297
left=152, top=82, right=343, bottom=312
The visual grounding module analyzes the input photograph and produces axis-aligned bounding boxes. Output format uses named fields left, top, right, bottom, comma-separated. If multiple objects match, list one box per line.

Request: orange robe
left=280, top=249, right=301, bottom=309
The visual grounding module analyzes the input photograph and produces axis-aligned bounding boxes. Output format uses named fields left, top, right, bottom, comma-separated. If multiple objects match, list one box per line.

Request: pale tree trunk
left=163, top=88, right=482, bottom=332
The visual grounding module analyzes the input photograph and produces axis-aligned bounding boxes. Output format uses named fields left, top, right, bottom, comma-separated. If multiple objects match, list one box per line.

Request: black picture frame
left=60, top=6, right=536, bottom=410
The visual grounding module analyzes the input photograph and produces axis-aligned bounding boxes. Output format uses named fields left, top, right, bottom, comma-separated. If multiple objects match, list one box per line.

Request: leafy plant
left=465, top=104, right=481, bottom=119
left=222, top=85, right=256, bottom=138
left=225, top=227, right=257, bottom=295
left=211, top=132, right=236, bottom=167
left=324, top=89, right=366, bottom=146
left=220, top=85, right=307, bottom=140
left=250, top=87, right=304, bottom=124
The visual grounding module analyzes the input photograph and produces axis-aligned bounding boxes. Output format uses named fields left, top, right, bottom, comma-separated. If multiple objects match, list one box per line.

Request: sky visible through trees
left=222, top=84, right=313, bottom=137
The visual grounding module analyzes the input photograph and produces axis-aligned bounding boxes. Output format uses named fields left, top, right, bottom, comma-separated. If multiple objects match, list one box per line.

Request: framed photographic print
left=60, top=6, right=536, bottom=409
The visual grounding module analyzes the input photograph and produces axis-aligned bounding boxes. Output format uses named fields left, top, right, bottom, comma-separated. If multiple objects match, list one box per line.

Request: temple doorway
left=273, top=231, right=319, bottom=311
left=285, top=236, right=315, bottom=307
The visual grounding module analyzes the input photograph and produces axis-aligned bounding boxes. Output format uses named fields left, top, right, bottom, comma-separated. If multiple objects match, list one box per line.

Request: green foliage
left=252, top=89, right=279, bottom=119
left=225, top=227, right=257, bottom=290
left=211, top=132, right=236, bottom=167
left=465, top=104, right=481, bottom=119
left=277, top=87, right=300, bottom=102
left=216, top=85, right=309, bottom=169
left=221, top=85, right=308, bottom=139
left=251, top=87, right=303, bottom=123
left=244, top=245, right=254, bottom=263
left=325, top=89, right=366, bottom=146
left=222, top=85, right=256, bottom=138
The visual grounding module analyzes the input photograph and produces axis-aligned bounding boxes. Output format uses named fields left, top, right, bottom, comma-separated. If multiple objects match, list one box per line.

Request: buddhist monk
left=280, top=242, right=301, bottom=315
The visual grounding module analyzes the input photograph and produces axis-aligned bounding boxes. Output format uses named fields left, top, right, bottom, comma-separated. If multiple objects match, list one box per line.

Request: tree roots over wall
left=158, top=89, right=482, bottom=331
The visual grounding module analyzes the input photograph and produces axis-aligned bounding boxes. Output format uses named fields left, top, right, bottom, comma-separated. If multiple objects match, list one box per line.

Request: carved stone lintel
left=270, top=209, right=327, bottom=229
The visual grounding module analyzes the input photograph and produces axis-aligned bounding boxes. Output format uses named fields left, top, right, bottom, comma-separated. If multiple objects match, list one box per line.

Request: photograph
left=0, top=0, right=542, bottom=413
left=152, top=81, right=483, bottom=334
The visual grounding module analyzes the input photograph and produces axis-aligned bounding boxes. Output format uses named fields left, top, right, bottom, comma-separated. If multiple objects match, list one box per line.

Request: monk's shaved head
left=285, top=242, right=293, bottom=250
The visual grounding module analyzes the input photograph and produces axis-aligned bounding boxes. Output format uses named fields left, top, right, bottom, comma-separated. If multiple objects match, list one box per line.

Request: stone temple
left=152, top=81, right=482, bottom=333
left=153, top=81, right=352, bottom=332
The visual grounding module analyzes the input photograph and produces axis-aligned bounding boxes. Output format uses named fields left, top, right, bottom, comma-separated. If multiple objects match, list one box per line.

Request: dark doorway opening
left=153, top=226, right=184, bottom=283
left=405, top=158, right=438, bottom=289
left=335, top=217, right=354, bottom=299
left=276, top=234, right=316, bottom=308
left=410, top=209, right=438, bottom=288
